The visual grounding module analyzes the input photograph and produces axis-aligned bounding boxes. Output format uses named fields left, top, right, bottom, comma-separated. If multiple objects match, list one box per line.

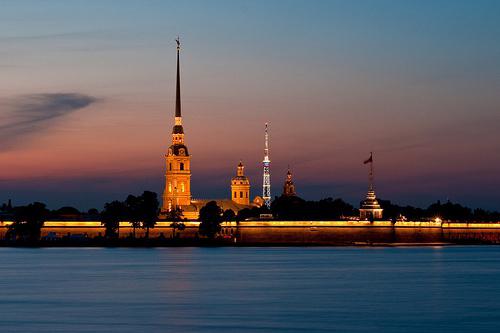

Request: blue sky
left=1, top=0, right=499, bottom=210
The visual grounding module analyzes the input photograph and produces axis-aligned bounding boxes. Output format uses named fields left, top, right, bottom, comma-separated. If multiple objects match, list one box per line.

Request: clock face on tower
left=179, top=148, right=185, bottom=156
left=168, top=148, right=173, bottom=156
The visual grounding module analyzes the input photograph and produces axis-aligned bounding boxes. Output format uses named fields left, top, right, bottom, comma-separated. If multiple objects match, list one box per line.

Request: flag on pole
left=363, top=153, right=373, bottom=164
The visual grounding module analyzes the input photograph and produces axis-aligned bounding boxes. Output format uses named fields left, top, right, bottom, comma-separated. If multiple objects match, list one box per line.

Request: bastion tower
left=231, top=161, right=251, bottom=205
left=162, top=38, right=191, bottom=211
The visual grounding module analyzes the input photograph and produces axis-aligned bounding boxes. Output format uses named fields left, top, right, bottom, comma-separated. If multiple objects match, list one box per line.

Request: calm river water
left=1, top=246, right=500, bottom=332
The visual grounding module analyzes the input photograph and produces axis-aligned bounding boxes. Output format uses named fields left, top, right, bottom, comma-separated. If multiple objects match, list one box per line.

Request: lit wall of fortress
left=2, top=220, right=500, bottom=244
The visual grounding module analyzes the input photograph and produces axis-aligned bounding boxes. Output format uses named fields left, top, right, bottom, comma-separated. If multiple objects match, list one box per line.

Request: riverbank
left=0, top=238, right=494, bottom=247
left=2, top=220, right=500, bottom=246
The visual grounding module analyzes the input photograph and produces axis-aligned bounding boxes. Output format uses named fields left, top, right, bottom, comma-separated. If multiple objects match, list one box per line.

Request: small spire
left=283, top=168, right=296, bottom=197
left=237, top=161, right=244, bottom=176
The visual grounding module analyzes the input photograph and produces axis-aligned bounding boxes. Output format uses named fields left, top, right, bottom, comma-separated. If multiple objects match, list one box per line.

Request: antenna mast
left=262, top=123, right=271, bottom=208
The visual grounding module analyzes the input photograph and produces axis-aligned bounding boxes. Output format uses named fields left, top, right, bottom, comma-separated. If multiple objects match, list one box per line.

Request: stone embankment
left=2, top=220, right=500, bottom=245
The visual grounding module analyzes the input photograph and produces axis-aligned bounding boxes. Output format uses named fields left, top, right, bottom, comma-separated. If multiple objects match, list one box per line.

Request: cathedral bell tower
left=231, top=161, right=251, bottom=205
left=162, top=38, right=191, bottom=212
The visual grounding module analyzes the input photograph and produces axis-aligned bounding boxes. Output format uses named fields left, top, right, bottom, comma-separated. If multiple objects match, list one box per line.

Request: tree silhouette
left=140, top=191, right=159, bottom=239
left=125, top=194, right=142, bottom=238
left=198, top=201, right=223, bottom=239
left=1, top=199, right=13, bottom=213
left=166, top=207, right=184, bottom=238
left=51, top=206, right=81, bottom=221
left=8, top=202, right=49, bottom=241
left=223, top=209, right=236, bottom=222
left=87, top=208, right=99, bottom=215
left=101, top=201, right=127, bottom=238
left=236, top=207, right=261, bottom=221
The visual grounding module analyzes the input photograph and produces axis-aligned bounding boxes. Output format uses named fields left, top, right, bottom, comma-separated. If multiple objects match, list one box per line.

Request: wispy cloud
left=0, top=93, right=99, bottom=149
left=0, top=31, right=105, bottom=42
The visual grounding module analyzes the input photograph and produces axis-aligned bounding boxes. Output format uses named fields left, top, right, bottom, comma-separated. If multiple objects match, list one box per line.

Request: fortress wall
left=231, top=226, right=444, bottom=244
left=1, top=220, right=500, bottom=244
left=443, top=229, right=500, bottom=244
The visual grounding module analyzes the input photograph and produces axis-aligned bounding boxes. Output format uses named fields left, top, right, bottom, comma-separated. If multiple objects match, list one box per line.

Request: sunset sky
left=1, top=0, right=499, bottom=210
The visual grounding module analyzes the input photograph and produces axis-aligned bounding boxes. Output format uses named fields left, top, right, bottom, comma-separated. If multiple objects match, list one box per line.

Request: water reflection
left=0, top=247, right=500, bottom=332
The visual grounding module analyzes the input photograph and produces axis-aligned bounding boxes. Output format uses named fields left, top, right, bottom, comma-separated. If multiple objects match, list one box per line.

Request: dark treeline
left=1, top=191, right=161, bottom=241
left=0, top=194, right=238, bottom=242
left=1, top=193, right=500, bottom=244
left=2, top=195, right=500, bottom=224
left=0, top=201, right=100, bottom=221
left=270, top=196, right=357, bottom=220
left=269, top=195, right=500, bottom=222
left=379, top=199, right=500, bottom=222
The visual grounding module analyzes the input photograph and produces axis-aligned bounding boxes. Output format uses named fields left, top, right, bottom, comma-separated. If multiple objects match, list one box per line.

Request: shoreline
left=0, top=240, right=493, bottom=248
left=4, top=221, right=500, bottom=247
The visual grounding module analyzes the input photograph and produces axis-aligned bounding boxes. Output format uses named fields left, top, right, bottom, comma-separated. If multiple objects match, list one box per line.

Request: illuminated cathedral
left=161, top=39, right=262, bottom=219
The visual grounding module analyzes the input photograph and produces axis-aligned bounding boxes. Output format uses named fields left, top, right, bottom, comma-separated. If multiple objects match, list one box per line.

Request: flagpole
left=369, top=152, right=374, bottom=190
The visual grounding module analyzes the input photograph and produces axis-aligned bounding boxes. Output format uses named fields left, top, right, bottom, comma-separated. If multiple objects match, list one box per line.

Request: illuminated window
left=181, top=182, right=185, bottom=192
left=168, top=183, right=172, bottom=193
